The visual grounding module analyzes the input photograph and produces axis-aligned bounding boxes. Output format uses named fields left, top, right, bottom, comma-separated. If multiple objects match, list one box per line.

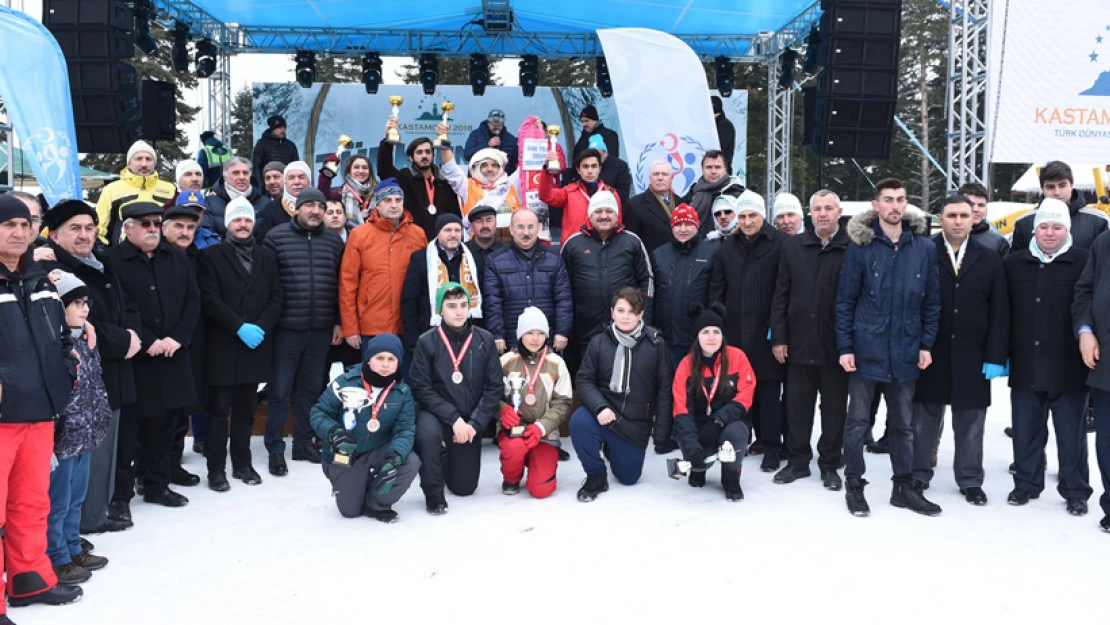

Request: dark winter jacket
left=41, top=242, right=140, bottom=410
left=835, top=210, right=942, bottom=384
left=251, top=128, right=300, bottom=180
left=197, top=137, right=233, bottom=189
left=561, top=224, right=655, bottom=346
left=55, top=337, right=111, bottom=460
left=409, top=323, right=503, bottom=432
left=671, top=347, right=755, bottom=459
left=651, top=236, right=717, bottom=353
left=204, top=178, right=271, bottom=237
left=1011, top=190, right=1108, bottom=252
left=184, top=246, right=207, bottom=413
left=0, top=257, right=77, bottom=423
left=377, top=140, right=461, bottom=240
left=262, top=217, right=343, bottom=331
left=769, top=226, right=850, bottom=367
left=310, top=366, right=416, bottom=465
left=716, top=114, right=736, bottom=172
left=108, top=240, right=201, bottom=416
left=1004, top=246, right=1089, bottom=393
left=400, top=244, right=465, bottom=351
left=710, top=223, right=789, bottom=382
left=576, top=324, right=673, bottom=449
left=1073, top=231, right=1110, bottom=393
left=913, top=236, right=1009, bottom=409
left=465, top=238, right=505, bottom=294
left=252, top=198, right=291, bottom=242
left=624, top=190, right=679, bottom=254
left=571, top=122, right=620, bottom=159
left=970, top=220, right=1010, bottom=257
left=197, top=239, right=284, bottom=385
left=464, top=122, right=519, bottom=175
left=483, top=243, right=573, bottom=345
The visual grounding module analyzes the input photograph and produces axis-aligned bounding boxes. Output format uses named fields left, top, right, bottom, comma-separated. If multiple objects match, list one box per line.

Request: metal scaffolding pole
left=206, top=50, right=232, bottom=143
left=766, top=62, right=793, bottom=206
left=945, top=0, right=990, bottom=192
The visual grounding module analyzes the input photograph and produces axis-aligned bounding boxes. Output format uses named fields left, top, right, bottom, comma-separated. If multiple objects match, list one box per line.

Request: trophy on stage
left=545, top=125, right=561, bottom=173
left=504, top=373, right=527, bottom=438
left=435, top=101, right=455, bottom=150
left=387, top=95, right=404, bottom=145
left=331, top=383, right=372, bottom=465
left=323, top=134, right=354, bottom=177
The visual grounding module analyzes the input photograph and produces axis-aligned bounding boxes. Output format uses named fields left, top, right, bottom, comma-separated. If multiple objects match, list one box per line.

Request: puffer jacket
left=483, top=243, right=573, bottom=344
left=310, top=365, right=416, bottom=465
left=95, top=168, right=177, bottom=245
left=970, top=220, right=1010, bottom=257
left=671, top=346, right=756, bottom=459
left=204, top=178, right=271, bottom=236
left=651, top=236, right=717, bottom=353
left=251, top=128, right=300, bottom=179
left=409, top=323, right=504, bottom=432
left=539, top=175, right=621, bottom=245
left=576, top=323, right=673, bottom=449
left=262, top=217, right=343, bottom=331
left=835, top=210, right=942, bottom=383
left=55, top=336, right=111, bottom=460
left=463, top=122, right=519, bottom=174
left=499, top=347, right=573, bottom=439
left=1011, top=190, right=1109, bottom=252
left=339, top=209, right=426, bottom=338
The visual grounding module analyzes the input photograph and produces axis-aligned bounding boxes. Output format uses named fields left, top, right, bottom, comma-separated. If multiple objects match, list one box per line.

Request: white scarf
left=226, top=184, right=252, bottom=202
left=943, top=235, right=968, bottom=275
left=426, top=241, right=483, bottom=326
left=1029, top=234, right=1073, bottom=264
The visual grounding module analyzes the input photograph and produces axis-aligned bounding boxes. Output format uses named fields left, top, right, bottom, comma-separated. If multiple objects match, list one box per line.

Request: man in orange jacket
left=339, top=178, right=427, bottom=375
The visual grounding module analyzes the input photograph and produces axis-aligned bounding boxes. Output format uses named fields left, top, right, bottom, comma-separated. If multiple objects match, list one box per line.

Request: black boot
left=425, top=491, right=449, bottom=515
left=960, top=486, right=988, bottom=506
left=0, top=614, right=16, bottom=625
left=143, top=488, right=189, bottom=507
left=292, top=445, right=321, bottom=464
left=82, top=515, right=131, bottom=534
left=557, top=448, right=571, bottom=462
left=171, top=466, right=200, bottom=487
left=577, top=473, right=609, bottom=502
left=208, top=471, right=231, bottom=492
left=8, top=584, right=83, bottom=607
left=1066, top=499, right=1089, bottom=516
left=502, top=480, right=521, bottom=495
left=845, top=478, right=870, bottom=517
left=890, top=480, right=942, bottom=516
left=760, top=450, right=782, bottom=473
left=1100, top=514, right=1110, bottom=532
left=721, top=468, right=744, bottom=501
left=269, top=453, right=288, bottom=477
left=365, top=507, right=399, bottom=524
left=80, top=538, right=95, bottom=553
left=773, top=465, right=811, bottom=484
left=233, top=466, right=263, bottom=485
left=688, top=471, right=706, bottom=488
left=108, top=500, right=132, bottom=523
left=821, top=469, right=843, bottom=491
left=1007, top=488, right=1039, bottom=506
left=866, top=435, right=890, bottom=454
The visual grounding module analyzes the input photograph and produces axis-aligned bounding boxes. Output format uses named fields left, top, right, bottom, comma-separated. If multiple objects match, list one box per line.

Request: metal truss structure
left=766, top=64, right=794, bottom=204
left=945, top=0, right=990, bottom=192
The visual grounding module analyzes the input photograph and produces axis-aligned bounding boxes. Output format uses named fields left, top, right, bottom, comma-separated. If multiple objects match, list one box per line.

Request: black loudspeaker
left=141, top=80, right=176, bottom=142
left=44, top=0, right=141, bottom=153
left=810, top=0, right=902, bottom=159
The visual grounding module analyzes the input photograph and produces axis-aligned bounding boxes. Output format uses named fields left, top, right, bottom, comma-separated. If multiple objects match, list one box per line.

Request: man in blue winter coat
left=835, top=178, right=943, bottom=518
left=464, top=109, right=518, bottom=175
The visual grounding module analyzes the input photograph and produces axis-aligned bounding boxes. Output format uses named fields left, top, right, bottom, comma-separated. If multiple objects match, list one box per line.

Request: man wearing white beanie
left=253, top=161, right=312, bottom=241
left=95, top=140, right=177, bottom=245
left=773, top=192, right=805, bottom=236
left=175, top=160, right=204, bottom=193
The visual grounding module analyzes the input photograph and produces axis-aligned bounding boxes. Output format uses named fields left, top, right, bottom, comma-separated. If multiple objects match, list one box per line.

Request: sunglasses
left=138, top=219, right=163, bottom=229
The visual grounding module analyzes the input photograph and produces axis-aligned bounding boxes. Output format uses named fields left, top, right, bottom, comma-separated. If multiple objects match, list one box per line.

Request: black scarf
left=227, top=234, right=254, bottom=273
left=585, top=181, right=599, bottom=195
left=361, top=363, right=402, bottom=388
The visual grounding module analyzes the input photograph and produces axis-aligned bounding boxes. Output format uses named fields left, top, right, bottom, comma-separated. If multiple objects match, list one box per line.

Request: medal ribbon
left=424, top=176, right=436, bottom=207
left=701, top=358, right=722, bottom=410
left=361, top=380, right=396, bottom=425
left=520, top=348, right=547, bottom=397
left=438, top=326, right=474, bottom=376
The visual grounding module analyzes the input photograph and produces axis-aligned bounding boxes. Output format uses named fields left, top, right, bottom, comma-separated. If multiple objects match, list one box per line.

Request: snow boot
left=760, top=450, right=782, bottom=473
left=502, top=480, right=521, bottom=495
left=845, top=478, right=870, bottom=517
left=722, top=468, right=744, bottom=501
left=365, top=507, right=399, bottom=524
left=53, top=562, right=91, bottom=585
left=773, top=465, right=811, bottom=484
left=269, top=453, right=288, bottom=477
left=71, top=551, right=108, bottom=572
left=233, top=466, right=263, bottom=485
left=425, top=491, right=449, bottom=515
left=1067, top=499, right=1089, bottom=516
left=208, top=471, right=231, bottom=492
left=1100, top=515, right=1109, bottom=532
left=821, top=469, right=843, bottom=491
left=8, top=583, right=82, bottom=607
left=960, top=486, right=988, bottom=506
left=171, top=465, right=200, bottom=487
left=1007, top=488, right=1039, bottom=506
left=890, top=480, right=942, bottom=516
left=688, top=471, right=706, bottom=488
left=577, top=473, right=609, bottom=502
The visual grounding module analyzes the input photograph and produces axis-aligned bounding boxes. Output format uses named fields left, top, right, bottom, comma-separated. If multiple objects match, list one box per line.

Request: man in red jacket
left=539, top=148, right=621, bottom=245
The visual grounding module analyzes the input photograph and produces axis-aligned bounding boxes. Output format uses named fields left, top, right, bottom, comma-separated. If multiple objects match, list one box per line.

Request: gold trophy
left=546, top=125, right=561, bottom=173
left=435, top=101, right=455, bottom=150
left=323, top=134, right=354, bottom=177
left=387, top=95, right=404, bottom=145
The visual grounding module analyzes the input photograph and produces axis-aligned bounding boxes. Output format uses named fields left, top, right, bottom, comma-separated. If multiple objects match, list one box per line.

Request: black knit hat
left=0, top=194, right=31, bottom=225
left=267, top=115, right=287, bottom=130
left=435, top=213, right=463, bottom=236
left=689, top=302, right=727, bottom=337
left=580, top=105, right=600, bottom=121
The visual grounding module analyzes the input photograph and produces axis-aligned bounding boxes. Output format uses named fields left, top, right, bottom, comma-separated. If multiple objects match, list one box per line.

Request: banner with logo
left=0, top=7, right=83, bottom=205
left=987, top=0, right=1110, bottom=163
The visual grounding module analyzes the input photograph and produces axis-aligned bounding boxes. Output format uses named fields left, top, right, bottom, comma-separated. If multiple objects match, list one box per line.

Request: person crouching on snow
left=671, top=303, right=756, bottom=501
left=310, top=334, right=421, bottom=523
left=497, top=307, right=572, bottom=498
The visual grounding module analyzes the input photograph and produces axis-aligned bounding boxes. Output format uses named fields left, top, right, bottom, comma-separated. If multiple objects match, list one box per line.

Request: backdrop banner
left=0, top=7, right=82, bottom=205
left=987, top=0, right=1110, bottom=163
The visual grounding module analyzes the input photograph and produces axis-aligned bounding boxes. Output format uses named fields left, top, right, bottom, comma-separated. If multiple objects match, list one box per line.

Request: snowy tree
left=230, top=86, right=254, bottom=159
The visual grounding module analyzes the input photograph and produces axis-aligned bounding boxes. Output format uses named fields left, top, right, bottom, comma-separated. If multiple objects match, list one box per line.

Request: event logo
left=25, top=126, right=74, bottom=191
left=1080, top=25, right=1110, bottom=95
left=634, top=133, right=708, bottom=195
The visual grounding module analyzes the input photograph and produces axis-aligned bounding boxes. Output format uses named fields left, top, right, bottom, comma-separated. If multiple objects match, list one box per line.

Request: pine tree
left=313, top=56, right=363, bottom=83
left=229, top=86, right=254, bottom=158
left=540, top=59, right=592, bottom=87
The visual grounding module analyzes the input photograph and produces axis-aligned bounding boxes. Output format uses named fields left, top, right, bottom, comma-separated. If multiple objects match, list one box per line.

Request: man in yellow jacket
left=96, top=140, right=177, bottom=245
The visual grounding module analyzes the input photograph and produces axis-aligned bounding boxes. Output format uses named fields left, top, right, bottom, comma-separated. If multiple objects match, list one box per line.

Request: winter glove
left=522, top=424, right=542, bottom=450
left=328, top=426, right=358, bottom=456
left=982, top=362, right=1007, bottom=380
left=373, top=453, right=403, bottom=495
left=654, top=439, right=679, bottom=454
left=50, top=454, right=59, bottom=473
left=499, top=404, right=521, bottom=429
left=687, top=450, right=709, bottom=472
left=236, top=323, right=266, bottom=349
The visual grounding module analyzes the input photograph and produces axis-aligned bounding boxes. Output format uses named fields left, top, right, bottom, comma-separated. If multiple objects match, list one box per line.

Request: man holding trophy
left=436, top=110, right=523, bottom=232
left=310, top=334, right=420, bottom=523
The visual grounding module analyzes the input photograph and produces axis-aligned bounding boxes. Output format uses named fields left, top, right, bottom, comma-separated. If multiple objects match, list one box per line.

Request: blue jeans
left=1089, top=389, right=1110, bottom=515
left=844, top=376, right=915, bottom=482
left=1011, top=389, right=1091, bottom=500
left=47, top=452, right=91, bottom=566
left=569, top=407, right=646, bottom=485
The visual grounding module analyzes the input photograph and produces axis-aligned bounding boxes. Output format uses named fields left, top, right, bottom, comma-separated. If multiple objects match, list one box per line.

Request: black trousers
left=751, top=381, right=785, bottom=452
left=785, top=363, right=848, bottom=471
left=414, top=410, right=482, bottom=498
left=207, top=384, right=258, bottom=474
left=114, top=405, right=180, bottom=501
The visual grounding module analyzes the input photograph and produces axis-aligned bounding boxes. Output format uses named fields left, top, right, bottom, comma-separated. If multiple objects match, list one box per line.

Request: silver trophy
left=503, top=372, right=527, bottom=438
left=331, top=382, right=371, bottom=465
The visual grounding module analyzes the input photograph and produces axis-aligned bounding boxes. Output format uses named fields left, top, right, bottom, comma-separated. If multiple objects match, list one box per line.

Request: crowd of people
left=0, top=102, right=1108, bottom=623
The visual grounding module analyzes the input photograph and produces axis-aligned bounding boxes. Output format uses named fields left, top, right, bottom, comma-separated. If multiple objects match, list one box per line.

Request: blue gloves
left=237, top=323, right=265, bottom=349
left=982, top=362, right=1007, bottom=380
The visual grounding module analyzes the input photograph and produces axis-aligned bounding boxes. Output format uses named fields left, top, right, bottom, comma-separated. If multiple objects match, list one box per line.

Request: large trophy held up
left=387, top=95, right=404, bottom=145
left=434, top=101, right=455, bottom=150
left=323, top=134, right=354, bottom=177
left=546, top=125, right=561, bottom=173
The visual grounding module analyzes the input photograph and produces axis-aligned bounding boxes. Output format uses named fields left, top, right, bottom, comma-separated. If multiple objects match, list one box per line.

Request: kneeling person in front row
left=310, top=334, right=420, bottom=523
left=571, top=287, right=674, bottom=502
left=411, top=283, right=504, bottom=514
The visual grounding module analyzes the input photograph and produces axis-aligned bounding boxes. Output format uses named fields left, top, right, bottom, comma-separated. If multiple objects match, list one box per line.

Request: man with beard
left=378, top=117, right=461, bottom=240
left=254, top=161, right=311, bottom=241
left=463, top=204, right=505, bottom=294
left=251, top=115, right=300, bottom=176
left=96, top=141, right=177, bottom=245
left=624, top=161, right=679, bottom=253
left=464, top=109, right=519, bottom=174
left=205, top=157, right=271, bottom=238
left=682, top=151, right=737, bottom=236
left=772, top=193, right=805, bottom=236
left=262, top=162, right=286, bottom=202
left=958, top=182, right=1009, bottom=257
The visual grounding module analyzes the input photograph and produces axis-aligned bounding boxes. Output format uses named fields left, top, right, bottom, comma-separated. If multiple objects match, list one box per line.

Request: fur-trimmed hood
left=847, top=209, right=930, bottom=246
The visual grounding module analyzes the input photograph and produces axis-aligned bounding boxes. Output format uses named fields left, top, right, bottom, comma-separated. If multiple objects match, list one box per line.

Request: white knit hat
left=773, top=192, right=803, bottom=217
left=126, top=140, right=157, bottom=166
left=175, top=159, right=202, bottom=184
left=283, top=161, right=311, bottom=178
left=587, top=189, right=620, bottom=219
left=1034, top=197, right=1071, bottom=231
left=224, top=196, right=257, bottom=229
left=516, top=306, right=551, bottom=340
left=735, top=189, right=766, bottom=218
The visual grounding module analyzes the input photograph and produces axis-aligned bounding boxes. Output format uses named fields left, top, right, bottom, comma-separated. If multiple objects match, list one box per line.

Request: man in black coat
left=1011, top=161, right=1109, bottom=252
left=401, top=215, right=482, bottom=352
left=959, top=182, right=1010, bottom=257
left=910, top=196, right=1009, bottom=506
left=251, top=115, right=300, bottom=177
left=463, top=205, right=505, bottom=294
left=198, top=197, right=284, bottom=491
left=1004, top=198, right=1092, bottom=515
left=571, top=105, right=620, bottom=159
left=710, top=189, right=789, bottom=472
left=651, top=204, right=716, bottom=365
left=261, top=188, right=344, bottom=476
left=378, top=116, right=461, bottom=240
left=41, top=200, right=142, bottom=534
left=769, top=190, right=851, bottom=490
left=108, top=201, right=201, bottom=517
left=410, top=283, right=503, bottom=515
left=712, top=96, right=736, bottom=174
left=624, top=161, right=679, bottom=254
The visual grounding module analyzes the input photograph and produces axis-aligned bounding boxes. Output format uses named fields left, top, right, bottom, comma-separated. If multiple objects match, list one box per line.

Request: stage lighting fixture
left=133, top=0, right=158, bottom=56
left=596, top=57, right=612, bottom=98
left=519, top=55, right=539, bottom=97
left=469, top=54, right=490, bottom=96
left=171, top=21, right=190, bottom=73
left=803, top=26, right=823, bottom=74
left=195, top=39, right=218, bottom=78
left=419, top=53, right=439, bottom=95
left=778, top=48, right=799, bottom=89
left=296, top=51, right=316, bottom=89
left=714, top=56, right=734, bottom=98
left=362, top=52, right=383, bottom=94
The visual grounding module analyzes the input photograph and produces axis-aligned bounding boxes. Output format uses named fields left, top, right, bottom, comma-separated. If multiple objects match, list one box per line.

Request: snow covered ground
left=14, top=379, right=1109, bottom=625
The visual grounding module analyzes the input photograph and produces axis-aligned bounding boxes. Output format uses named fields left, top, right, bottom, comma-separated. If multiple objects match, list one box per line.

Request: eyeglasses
left=138, top=219, right=163, bottom=229
left=71, top=299, right=92, bottom=309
